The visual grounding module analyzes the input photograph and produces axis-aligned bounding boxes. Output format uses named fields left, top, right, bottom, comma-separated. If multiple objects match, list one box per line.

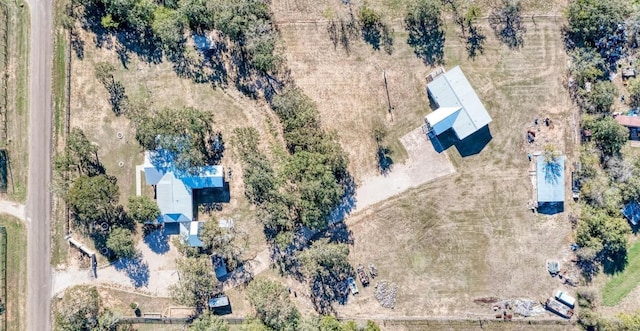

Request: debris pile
left=512, top=298, right=545, bottom=317
left=374, top=281, right=397, bottom=309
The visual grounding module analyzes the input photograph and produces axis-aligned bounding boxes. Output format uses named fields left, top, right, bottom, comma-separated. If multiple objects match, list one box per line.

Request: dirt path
left=0, top=200, right=25, bottom=220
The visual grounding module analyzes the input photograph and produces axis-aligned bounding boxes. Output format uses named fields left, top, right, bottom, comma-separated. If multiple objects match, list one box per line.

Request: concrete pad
left=353, top=127, right=456, bottom=212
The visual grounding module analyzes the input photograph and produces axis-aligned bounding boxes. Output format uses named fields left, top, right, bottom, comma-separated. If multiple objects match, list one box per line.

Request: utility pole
left=383, top=70, right=393, bottom=120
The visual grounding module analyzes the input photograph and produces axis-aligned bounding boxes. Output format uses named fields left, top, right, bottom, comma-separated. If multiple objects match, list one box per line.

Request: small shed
left=208, top=295, right=231, bottom=314
left=623, top=201, right=640, bottom=225
left=212, top=256, right=228, bottom=280
left=622, top=67, right=636, bottom=79
left=536, top=156, right=565, bottom=214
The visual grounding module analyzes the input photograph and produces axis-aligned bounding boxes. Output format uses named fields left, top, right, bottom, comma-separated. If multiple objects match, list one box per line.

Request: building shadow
left=429, top=125, right=492, bottom=157
left=537, top=202, right=565, bottom=215
left=194, top=183, right=231, bottom=204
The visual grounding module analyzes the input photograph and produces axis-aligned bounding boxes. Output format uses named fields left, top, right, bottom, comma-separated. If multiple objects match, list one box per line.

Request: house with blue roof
left=536, top=155, right=565, bottom=214
left=143, top=150, right=224, bottom=247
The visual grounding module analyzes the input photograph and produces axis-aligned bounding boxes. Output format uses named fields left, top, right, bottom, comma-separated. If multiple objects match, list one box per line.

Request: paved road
left=25, top=0, right=53, bottom=326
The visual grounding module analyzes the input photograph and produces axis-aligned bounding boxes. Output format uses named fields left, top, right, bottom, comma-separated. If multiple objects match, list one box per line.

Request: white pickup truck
left=555, top=290, right=576, bottom=308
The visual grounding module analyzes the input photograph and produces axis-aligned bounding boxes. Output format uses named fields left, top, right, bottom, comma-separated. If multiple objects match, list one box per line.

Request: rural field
left=62, top=0, right=589, bottom=328
left=0, top=0, right=29, bottom=202
left=272, top=0, right=578, bottom=321
left=0, top=215, right=27, bottom=331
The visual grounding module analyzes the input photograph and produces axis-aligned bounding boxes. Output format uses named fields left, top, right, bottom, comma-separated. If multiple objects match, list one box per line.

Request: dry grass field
left=272, top=0, right=578, bottom=321
left=68, top=29, right=275, bottom=255
left=66, top=0, right=584, bottom=327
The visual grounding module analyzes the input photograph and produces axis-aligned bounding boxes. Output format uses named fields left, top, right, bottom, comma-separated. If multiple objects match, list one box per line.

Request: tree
left=94, top=310, right=119, bottom=331
left=67, top=174, right=120, bottom=227
left=55, top=286, right=102, bottom=331
left=246, top=278, right=300, bottom=331
left=488, top=0, right=525, bottom=48
left=190, top=311, right=229, bottom=331
left=152, top=7, right=186, bottom=56
left=133, top=107, right=213, bottom=164
left=179, top=0, right=214, bottom=31
left=127, top=195, right=160, bottom=223
left=565, top=0, right=630, bottom=47
left=404, top=0, right=445, bottom=65
left=627, top=77, right=640, bottom=108
left=298, top=239, right=352, bottom=313
left=577, top=206, right=630, bottom=272
left=568, top=48, right=607, bottom=87
left=240, top=318, right=269, bottom=331
left=106, top=227, right=137, bottom=258
left=284, top=151, right=345, bottom=229
left=589, top=116, right=629, bottom=155
left=54, top=127, right=103, bottom=177
left=582, top=80, right=616, bottom=114
left=95, top=62, right=116, bottom=86
left=169, top=257, right=220, bottom=309
left=358, top=3, right=393, bottom=53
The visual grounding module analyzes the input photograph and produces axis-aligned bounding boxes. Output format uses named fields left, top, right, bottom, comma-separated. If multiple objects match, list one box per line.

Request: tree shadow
left=113, top=254, right=150, bottom=288
left=602, top=250, right=628, bottom=275
left=466, top=24, right=486, bottom=59
left=143, top=227, right=170, bottom=254
left=327, top=174, right=357, bottom=224
left=489, top=1, right=526, bottom=49
left=71, top=29, right=85, bottom=60
left=406, top=20, right=445, bottom=66
left=376, top=145, right=393, bottom=175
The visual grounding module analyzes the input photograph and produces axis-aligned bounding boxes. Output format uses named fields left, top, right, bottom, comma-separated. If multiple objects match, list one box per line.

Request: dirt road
left=25, top=0, right=53, bottom=327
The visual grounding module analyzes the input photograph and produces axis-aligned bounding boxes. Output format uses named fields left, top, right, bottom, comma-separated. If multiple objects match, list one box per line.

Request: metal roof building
left=142, top=150, right=224, bottom=247
left=425, top=66, right=492, bottom=140
left=536, top=156, right=565, bottom=203
left=623, top=201, right=640, bottom=226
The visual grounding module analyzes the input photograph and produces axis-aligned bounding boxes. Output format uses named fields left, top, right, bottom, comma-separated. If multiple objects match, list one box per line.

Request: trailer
left=546, top=297, right=573, bottom=319
left=347, top=277, right=359, bottom=295
left=555, top=290, right=576, bottom=308
left=357, top=265, right=370, bottom=286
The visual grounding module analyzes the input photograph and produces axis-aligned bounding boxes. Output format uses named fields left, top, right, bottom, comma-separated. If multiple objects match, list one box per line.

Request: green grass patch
left=0, top=215, right=27, bottom=331
left=53, top=29, right=66, bottom=138
left=602, top=240, right=640, bottom=306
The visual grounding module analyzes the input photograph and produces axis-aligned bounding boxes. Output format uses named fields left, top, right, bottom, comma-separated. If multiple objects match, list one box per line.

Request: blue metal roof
left=536, top=156, right=565, bottom=203
left=623, top=201, right=640, bottom=225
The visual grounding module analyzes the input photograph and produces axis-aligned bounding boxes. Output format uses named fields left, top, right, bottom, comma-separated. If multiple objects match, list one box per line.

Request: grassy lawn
left=0, top=215, right=27, bottom=331
left=0, top=0, right=29, bottom=203
left=602, top=240, right=640, bottom=306
left=51, top=1, right=68, bottom=267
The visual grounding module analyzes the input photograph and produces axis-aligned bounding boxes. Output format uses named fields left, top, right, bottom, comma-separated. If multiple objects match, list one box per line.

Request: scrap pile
left=512, top=298, right=546, bottom=317
left=374, top=280, right=397, bottom=309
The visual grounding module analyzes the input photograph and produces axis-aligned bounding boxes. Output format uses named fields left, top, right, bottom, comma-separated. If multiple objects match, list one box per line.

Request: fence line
left=0, top=226, right=7, bottom=331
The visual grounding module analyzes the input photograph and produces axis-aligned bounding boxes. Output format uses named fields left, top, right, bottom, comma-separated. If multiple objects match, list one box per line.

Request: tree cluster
left=132, top=106, right=221, bottom=169
left=54, top=286, right=121, bottom=331
left=169, top=256, right=221, bottom=309
left=54, top=128, right=137, bottom=259
left=564, top=0, right=640, bottom=281
left=246, top=278, right=301, bottom=331
left=234, top=89, right=353, bottom=313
